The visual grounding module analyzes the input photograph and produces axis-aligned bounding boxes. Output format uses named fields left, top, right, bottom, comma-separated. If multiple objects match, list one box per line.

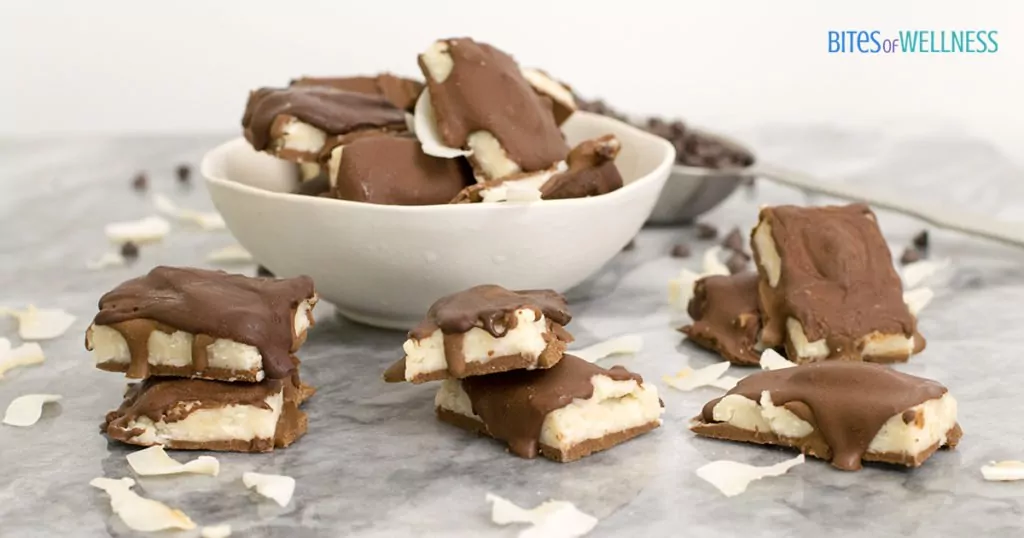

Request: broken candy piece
left=436, top=355, right=662, bottom=462
left=680, top=273, right=762, bottom=366
left=291, top=73, right=424, bottom=112
left=86, top=266, right=316, bottom=381
left=696, top=454, right=805, bottom=497
left=751, top=204, right=920, bottom=363
left=90, top=477, right=196, bottom=532
left=417, top=38, right=569, bottom=180
left=3, top=394, right=62, bottom=427
left=690, top=361, right=962, bottom=471
left=326, top=135, right=471, bottom=205
left=126, top=445, right=220, bottom=476
left=242, top=86, right=406, bottom=163
left=486, top=493, right=598, bottom=537
left=384, top=285, right=573, bottom=383
left=103, top=375, right=313, bottom=452
left=243, top=472, right=296, bottom=507
left=540, top=135, right=623, bottom=200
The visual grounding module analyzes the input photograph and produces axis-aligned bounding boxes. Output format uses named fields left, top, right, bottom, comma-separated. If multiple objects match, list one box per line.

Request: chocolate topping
left=292, top=73, right=424, bottom=112
left=420, top=38, right=569, bottom=172
left=93, top=266, right=315, bottom=379
left=540, top=135, right=623, bottom=200
left=682, top=273, right=762, bottom=365
left=242, top=87, right=407, bottom=152
left=754, top=204, right=915, bottom=358
left=696, top=223, right=718, bottom=240
left=699, top=361, right=948, bottom=470
left=331, top=135, right=471, bottom=205
left=462, top=354, right=642, bottom=459
left=107, top=376, right=285, bottom=427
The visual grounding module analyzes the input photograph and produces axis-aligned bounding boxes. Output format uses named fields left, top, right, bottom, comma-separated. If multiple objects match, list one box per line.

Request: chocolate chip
left=721, top=227, right=746, bottom=254
left=695, top=223, right=718, bottom=240
left=256, top=265, right=275, bottom=277
left=900, top=246, right=924, bottom=265
left=131, top=172, right=148, bottom=191
left=725, top=251, right=749, bottom=274
left=912, top=230, right=929, bottom=251
left=670, top=243, right=691, bottom=258
left=176, top=164, right=192, bottom=183
left=120, top=241, right=139, bottom=260
left=622, top=239, right=636, bottom=251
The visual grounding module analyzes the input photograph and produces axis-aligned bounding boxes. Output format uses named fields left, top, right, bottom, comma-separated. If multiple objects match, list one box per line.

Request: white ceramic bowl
left=202, top=111, right=675, bottom=330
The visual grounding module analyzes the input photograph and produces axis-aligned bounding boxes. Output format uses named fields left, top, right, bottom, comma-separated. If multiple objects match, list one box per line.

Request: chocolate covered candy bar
left=291, top=73, right=424, bottom=112
left=436, top=355, right=663, bottom=462
left=86, top=267, right=317, bottom=382
left=680, top=272, right=762, bottom=365
left=103, top=375, right=314, bottom=453
left=383, top=285, right=573, bottom=384
left=751, top=204, right=922, bottom=363
left=691, top=361, right=961, bottom=471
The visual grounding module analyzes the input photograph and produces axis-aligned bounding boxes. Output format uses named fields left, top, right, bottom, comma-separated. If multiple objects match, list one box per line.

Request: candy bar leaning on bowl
left=751, top=204, right=923, bottom=363
left=435, top=354, right=663, bottom=462
left=384, top=285, right=574, bottom=383
left=690, top=361, right=961, bottom=471
left=86, top=266, right=317, bottom=382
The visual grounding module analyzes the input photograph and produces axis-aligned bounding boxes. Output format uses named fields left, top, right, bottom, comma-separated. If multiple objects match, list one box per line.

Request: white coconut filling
left=787, top=318, right=915, bottom=361
left=707, top=391, right=958, bottom=457
left=436, top=374, right=662, bottom=451
left=520, top=68, right=576, bottom=112
left=402, top=309, right=550, bottom=381
left=86, top=300, right=313, bottom=379
left=421, top=40, right=454, bottom=83
left=467, top=131, right=521, bottom=180
left=299, top=162, right=322, bottom=181
left=119, top=391, right=283, bottom=446
left=477, top=161, right=568, bottom=203
left=275, top=119, right=326, bottom=159
left=752, top=220, right=781, bottom=287
left=327, top=145, right=343, bottom=188
left=785, top=318, right=830, bottom=361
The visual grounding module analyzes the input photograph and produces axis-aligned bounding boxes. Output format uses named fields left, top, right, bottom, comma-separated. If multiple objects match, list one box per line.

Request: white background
left=2, top=0, right=1022, bottom=155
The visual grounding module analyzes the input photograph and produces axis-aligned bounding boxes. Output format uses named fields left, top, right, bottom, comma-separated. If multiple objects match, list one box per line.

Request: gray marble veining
left=2, top=128, right=1024, bottom=537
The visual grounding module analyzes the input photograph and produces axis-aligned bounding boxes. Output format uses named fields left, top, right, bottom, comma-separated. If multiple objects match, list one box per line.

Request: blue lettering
left=882, top=38, right=895, bottom=53
left=828, top=31, right=842, bottom=53
left=869, top=31, right=882, bottom=53
left=988, top=30, right=999, bottom=53
left=856, top=31, right=870, bottom=53
left=966, top=31, right=977, bottom=53
left=846, top=31, right=858, bottom=53
left=899, top=31, right=919, bottom=52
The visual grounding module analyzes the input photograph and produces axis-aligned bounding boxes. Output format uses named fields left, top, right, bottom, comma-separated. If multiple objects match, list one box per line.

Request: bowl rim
left=201, top=111, right=676, bottom=214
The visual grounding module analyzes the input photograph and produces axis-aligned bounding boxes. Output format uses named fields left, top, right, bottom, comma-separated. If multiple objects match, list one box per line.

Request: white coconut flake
left=105, top=216, right=171, bottom=244
left=486, top=493, right=598, bottom=538
left=904, top=287, right=934, bottom=317
left=0, top=339, right=45, bottom=379
left=668, top=268, right=704, bottom=312
left=127, top=445, right=220, bottom=477
left=981, top=461, right=1024, bottom=481
left=572, top=334, right=644, bottom=363
left=86, top=251, right=127, bottom=270
left=153, top=193, right=226, bottom=230
left=206, top=245, right=253, bottom=265
left=663, top=361, right=732, bottom=392
left=901, top=258, right=950, bottom=289
left=709, top=375, right=741, bottom=391
left=202, top=525, right=233, bottom=538
left=90, top=477, right=196, bottom=532
left=702, top=246, right=731, bottom=276
left=3, top=394, right=61, bottom=427
left=414, top=90, right=473, bottom=159
left=696, top=454, right=806, bottom=497
left=243, top=472, right=295, bottom=507
left=0, top=305, right=76, bottom=340
left=404, top=112, right=416, bottom=134
left=759, top=348, right=796, bottom=371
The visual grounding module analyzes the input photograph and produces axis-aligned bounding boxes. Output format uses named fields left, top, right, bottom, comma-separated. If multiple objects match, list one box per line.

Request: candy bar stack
left=384, top=285, right=663, bottom=462
left=85, top=266, right=318, bottom=453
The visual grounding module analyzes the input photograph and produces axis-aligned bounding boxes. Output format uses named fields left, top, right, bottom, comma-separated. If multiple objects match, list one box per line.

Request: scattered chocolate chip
left=670, top=243, right=691, bottom=258
left=725, top=251, right=749, bottom=274
left=176, top=164, right=192, bottom=183
left=131, top=172, right=148, bottom=191
left=695, top=223, right=718, bottom=240
left=622, top=239, right=636, bottom=251
left=120, top=241, right=140, bottom=260
left=256, top=265, right=275, bottom=277
left=900, top=246, right=924, bottom=265
left=912, top=230, right=929, bottom=251
left=721, top=227, right=746, bottom=254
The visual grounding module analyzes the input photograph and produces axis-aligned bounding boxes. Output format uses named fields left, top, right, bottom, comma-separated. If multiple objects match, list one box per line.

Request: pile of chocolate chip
left=577, top=99, right=754, bottom=170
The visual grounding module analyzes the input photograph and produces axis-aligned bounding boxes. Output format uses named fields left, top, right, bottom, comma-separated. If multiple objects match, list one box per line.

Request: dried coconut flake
left=414, top=90, right=473, bottom=159
left=572, top=334, right=643, bottom=363
left=105, top=216, right=171, bottom=244
left=486, top=493, right=598, bottom=538
left=90, top=477, right=196, bottom=532
left=206, top=245, right=253, bottom=265
left=153, top=193, right=226, bottom=230
left=981, top=461, right=1024, bottom=481
left=663, top=361, right=732, bottom=392
left=3, top=394, right=62, bottom=427
left=202, top=525, right=233, bottom=538
left=242, top=472, right=295, bottom=507
left=0, top=305, right=76, bottom=340
left=127, top=445, right=220, bottom=477
left=759, top=349, right=796, bottom=371
left=696, top=454, right=805, bottom=497
left=0, top=338, right=45, bottom=378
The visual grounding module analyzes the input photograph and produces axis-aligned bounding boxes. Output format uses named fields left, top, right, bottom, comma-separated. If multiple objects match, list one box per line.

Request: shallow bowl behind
left=202, top=111, right=674, bottom=330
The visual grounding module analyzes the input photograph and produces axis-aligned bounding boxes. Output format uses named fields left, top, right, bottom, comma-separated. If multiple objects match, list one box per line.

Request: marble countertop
left=2, top=128, right=1024, bottom=537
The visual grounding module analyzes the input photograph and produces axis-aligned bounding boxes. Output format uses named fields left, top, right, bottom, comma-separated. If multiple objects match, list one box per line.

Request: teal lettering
left=899, top=30, right=919, bottom=52
left=920, top=31, right=931, bottom=52
left=989, top=30, right=999, bottom=53
left=951, top=31, right=964, bottom=53
left=966, top=31, right=977, bottom=53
